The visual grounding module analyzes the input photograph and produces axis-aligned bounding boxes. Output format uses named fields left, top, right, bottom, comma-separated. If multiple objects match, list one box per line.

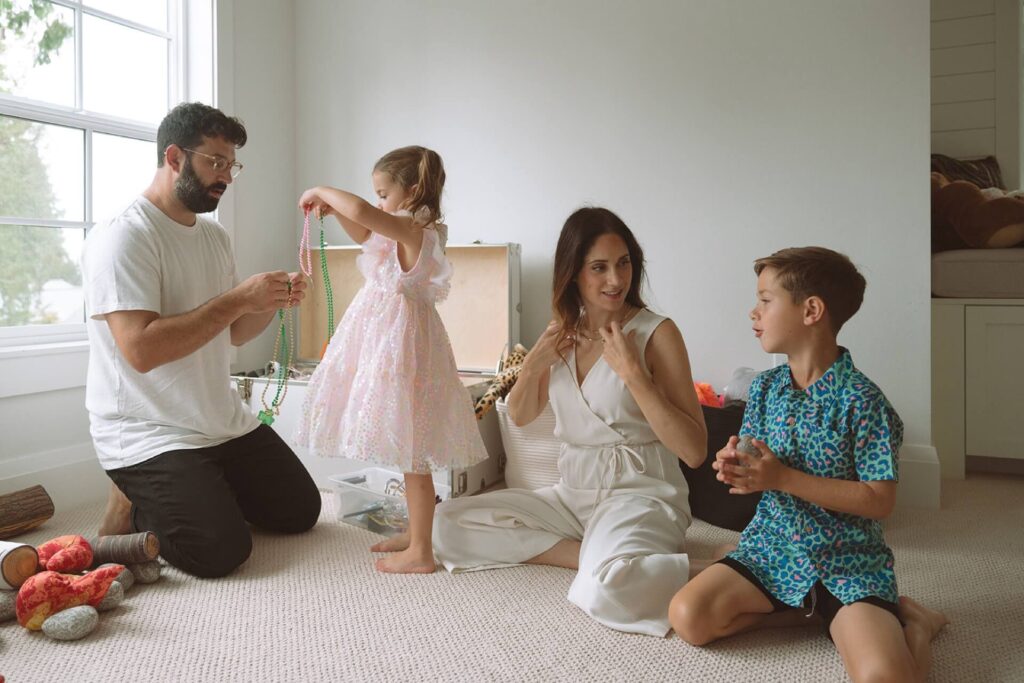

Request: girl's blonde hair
left=373, top=146, right=445, bottom=223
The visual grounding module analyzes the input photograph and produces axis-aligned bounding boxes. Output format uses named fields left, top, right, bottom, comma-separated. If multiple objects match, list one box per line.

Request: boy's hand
left=712, top=435, right=742, bottom=473
left=715, top=438, right=788, bottom=494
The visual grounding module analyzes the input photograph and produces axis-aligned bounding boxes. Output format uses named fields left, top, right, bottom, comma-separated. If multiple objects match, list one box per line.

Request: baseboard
left=966, top=455, right=1024, bottom=476
left=0, top=442, right=109, bottom=511
left=896, top=443, right=941, bottom=509
left=0, top=440, right=943, bottom=514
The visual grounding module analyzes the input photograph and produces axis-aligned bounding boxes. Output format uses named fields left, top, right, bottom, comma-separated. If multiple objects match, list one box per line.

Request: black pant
left=106, top=425, right=321, bottom=578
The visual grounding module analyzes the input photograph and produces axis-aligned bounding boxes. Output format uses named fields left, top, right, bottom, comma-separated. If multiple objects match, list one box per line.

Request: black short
left=717, top=557, right=903, bottom=636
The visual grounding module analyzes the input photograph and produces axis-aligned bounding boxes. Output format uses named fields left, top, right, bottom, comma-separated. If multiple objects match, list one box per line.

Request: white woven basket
left=495, top=397, right=562, bottom=490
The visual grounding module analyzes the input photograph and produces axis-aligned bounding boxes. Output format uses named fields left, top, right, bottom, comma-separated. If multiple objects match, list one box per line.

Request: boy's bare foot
left=370, top=532, right=410, bottom=553
left=899, top=596, right=950, bottom=640
left=374, top=547, right=436, bottom=574
left=711, top=541, right=737, bottom=560
left=98, top=484, right=132, bottom=536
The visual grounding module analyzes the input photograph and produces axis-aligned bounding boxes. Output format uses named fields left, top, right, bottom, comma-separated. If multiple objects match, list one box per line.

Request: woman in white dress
left=433, top=207, right=708, bottom=636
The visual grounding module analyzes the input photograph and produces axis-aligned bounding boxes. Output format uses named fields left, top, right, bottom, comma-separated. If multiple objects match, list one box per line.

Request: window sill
left=0, top=339, right=89, bottom=359
left=0, top=340, right=89, bottom=399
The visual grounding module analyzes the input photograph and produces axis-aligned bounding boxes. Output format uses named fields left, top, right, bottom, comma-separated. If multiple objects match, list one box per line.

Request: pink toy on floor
left=36, top=535, right=94, bottom=573
left=15, top=564, right=124, bottom=630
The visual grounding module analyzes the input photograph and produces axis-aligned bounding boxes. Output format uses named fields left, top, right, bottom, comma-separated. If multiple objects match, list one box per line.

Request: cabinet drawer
left=965, top=306, right=1024, bottom=460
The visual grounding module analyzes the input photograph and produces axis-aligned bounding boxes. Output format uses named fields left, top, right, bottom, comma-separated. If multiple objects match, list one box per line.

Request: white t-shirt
left=82, top=196, right=258, bottom=470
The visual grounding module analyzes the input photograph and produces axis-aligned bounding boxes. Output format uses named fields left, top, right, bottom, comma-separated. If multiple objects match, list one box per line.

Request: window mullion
left=75, top=4, right=84, bottom=111
left=84, top=130, right=94, bottom=223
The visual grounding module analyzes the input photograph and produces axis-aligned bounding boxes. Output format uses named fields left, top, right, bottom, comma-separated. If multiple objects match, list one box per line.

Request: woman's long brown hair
left=551, top=207, right=647, bottom=336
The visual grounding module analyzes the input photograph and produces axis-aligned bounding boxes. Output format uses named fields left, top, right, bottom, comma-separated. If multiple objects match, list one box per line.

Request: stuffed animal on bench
left=932, top=172, right=1024, bottom=250
left=474, top=344, right=529, bottom=419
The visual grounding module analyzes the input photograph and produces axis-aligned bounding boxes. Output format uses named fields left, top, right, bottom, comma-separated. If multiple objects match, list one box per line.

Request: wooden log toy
left=0, top=541, right=39, bottom=590
left=88, top=532, right=160, bottom=567
left=0, top=485, right=55, bottom=539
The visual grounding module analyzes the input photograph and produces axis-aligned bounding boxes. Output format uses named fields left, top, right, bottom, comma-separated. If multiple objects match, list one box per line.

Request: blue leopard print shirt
left=727, top=348, right=904, bottom=607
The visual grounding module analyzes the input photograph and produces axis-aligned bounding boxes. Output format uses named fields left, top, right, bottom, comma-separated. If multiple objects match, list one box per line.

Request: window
left=0, top=0, right=214, bottom=347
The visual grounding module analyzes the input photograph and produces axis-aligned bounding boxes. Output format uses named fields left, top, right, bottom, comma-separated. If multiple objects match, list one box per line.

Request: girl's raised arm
left=299, top=186, right=422, bottom=251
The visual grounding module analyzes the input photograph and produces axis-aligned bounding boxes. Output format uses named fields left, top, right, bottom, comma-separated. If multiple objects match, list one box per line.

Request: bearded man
left=82, top=102, right=320, bottom=577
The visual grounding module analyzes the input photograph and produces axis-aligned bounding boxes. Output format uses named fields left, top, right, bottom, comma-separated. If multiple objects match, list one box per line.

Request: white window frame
left=0, top=0, right=212, bottom=351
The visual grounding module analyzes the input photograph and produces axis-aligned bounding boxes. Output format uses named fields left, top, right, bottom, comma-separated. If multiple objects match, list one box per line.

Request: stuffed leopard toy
left=474, top=343, right=529, bottom=420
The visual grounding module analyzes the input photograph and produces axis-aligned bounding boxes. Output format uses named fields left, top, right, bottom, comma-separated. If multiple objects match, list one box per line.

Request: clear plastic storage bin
left=330, top=468, right=451, bottom=536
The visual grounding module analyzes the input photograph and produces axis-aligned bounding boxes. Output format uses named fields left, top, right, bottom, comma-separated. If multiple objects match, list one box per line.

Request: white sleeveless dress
left=433, top=309, right=694, bottom=637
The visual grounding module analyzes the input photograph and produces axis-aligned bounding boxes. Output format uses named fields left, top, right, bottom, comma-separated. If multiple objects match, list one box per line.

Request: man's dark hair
left=156, top=102, right=247, bottom=166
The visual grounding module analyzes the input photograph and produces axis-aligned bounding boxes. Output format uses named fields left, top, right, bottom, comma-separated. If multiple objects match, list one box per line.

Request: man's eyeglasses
left=181, top=148, right=244, bottom=178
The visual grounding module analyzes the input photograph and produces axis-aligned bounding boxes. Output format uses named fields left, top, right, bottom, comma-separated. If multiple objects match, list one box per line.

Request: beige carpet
left=2, top=474, right=1022, bottom=683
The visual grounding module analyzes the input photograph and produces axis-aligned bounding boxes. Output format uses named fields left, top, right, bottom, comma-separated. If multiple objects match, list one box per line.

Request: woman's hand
left=522, top=321, right=573, bottom=374
left=714, top=438, right=789, bottom=494
left=599, top=321, right=644, bottom=384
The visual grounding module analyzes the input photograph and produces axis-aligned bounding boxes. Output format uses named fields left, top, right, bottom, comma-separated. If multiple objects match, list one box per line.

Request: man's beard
left=174, top=157, right=227, bottom=214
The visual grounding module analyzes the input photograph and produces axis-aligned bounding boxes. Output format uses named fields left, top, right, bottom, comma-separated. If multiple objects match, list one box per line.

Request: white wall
left=223, top=0, right=298, bottom=373
left=294, top=1, right=933, bottom=449
left=930, top=0, right=1021, bottom=187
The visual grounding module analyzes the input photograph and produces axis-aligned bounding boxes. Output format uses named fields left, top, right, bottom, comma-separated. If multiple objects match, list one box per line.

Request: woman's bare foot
left=899, top=596, right=950, bottom=640
left=370, top=532, right=410, bottom=553
left=374, top=547, right=436, bottom=574
left=98, top=484, right=132, bottom=536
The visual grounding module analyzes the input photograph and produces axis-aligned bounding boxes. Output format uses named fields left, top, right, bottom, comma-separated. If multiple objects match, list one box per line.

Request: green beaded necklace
left=319, top=215, right=335, bottom=354
left=256, top=212, right=336, bottom=426
left=257, top=287, right=295, bottom=426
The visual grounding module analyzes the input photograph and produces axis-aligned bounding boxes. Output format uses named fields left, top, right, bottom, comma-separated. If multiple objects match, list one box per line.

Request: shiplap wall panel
left=931, top=44, right=996, bottom=76
left=930, top=0, right=999, bottom=162
left=931, top=15, right=994, bottom=48
left=932, top=129, right=996, bottom=157
left=932, top=100, right=995, bottom=131
left=932, top=0, right=994, bottom=21
left=931, top=72, right=995, bottom=103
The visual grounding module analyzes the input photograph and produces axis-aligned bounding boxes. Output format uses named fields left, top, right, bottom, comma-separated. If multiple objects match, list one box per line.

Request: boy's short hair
left=754, top=247, right=866, bottom=334
left=156, top=102, right=247, bottom=166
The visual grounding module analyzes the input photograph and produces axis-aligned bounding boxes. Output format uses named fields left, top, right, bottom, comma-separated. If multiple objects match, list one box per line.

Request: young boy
left=669, top=247, right=948, bottom=682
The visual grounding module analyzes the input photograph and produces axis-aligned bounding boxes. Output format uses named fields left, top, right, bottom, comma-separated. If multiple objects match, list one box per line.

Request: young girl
left=295, top=145, right=487, bottom=574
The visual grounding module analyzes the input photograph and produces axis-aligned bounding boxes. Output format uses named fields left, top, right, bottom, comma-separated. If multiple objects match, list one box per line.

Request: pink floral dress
left=296, top=212, right=487, bottom=474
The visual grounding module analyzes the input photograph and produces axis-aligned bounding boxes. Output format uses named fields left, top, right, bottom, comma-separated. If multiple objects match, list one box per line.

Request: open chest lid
left=297, top=243, right=522, bottom=373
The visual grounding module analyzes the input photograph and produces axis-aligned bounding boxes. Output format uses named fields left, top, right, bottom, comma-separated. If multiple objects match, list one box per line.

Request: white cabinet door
left=965, top=306, right=1024, bottom=460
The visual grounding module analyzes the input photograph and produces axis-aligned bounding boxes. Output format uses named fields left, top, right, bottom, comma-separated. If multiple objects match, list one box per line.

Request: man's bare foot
left=374, top=547, right=436, bottom=574
left=98, top=484, right=132, bottom=536
left=899, top=596, right=950, bottom=641
left=370, top=532, right=410, bottom=553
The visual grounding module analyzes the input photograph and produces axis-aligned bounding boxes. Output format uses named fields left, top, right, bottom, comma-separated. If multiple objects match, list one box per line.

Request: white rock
left=99, top=563, right=135, bottom=591
left=42, top=606, right=99, bottom=641
left=96, top=580, right=124, bottom=612
left=0, top=590, right=16, bottom=622
left=128, top=560, right=161, bottom=584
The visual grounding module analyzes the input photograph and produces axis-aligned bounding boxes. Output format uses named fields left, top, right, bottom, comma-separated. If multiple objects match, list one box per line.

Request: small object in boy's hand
left=736, top=435, right=761, bottom=459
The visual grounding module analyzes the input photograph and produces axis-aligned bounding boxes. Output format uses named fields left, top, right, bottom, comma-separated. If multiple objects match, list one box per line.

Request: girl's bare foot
left=374, top=547, right=436, bottom=574
left=370, top=532, right=410, bottom=553
left=899, top=596, right=950, bottom=641
left=98, top=484, right=132, bottom=536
